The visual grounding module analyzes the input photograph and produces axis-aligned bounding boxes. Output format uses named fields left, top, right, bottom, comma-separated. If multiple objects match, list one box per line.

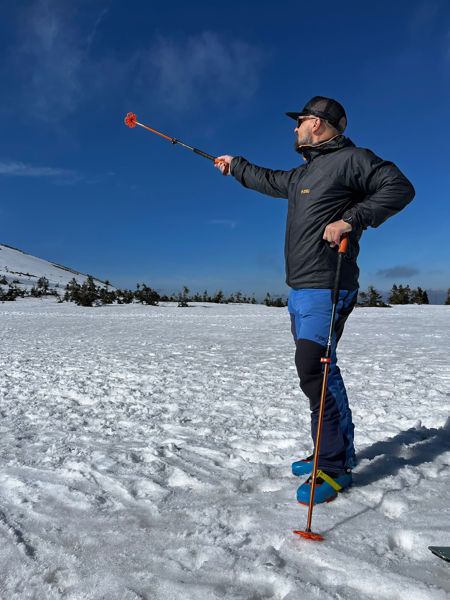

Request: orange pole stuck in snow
left=294, top=235, right=349, bottom=542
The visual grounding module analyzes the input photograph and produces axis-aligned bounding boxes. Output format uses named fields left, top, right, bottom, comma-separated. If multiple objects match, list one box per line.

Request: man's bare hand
left=214, top=155, right=234, bottom=176
left=323, top=219, right=352, bottom=247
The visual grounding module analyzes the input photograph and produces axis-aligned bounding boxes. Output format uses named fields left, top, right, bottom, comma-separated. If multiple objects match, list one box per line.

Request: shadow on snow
left=355, top=416, right=450, bottom=487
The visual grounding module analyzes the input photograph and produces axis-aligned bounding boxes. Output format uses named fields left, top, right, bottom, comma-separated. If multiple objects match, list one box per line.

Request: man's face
left=294, top=116, right=316, bottom=150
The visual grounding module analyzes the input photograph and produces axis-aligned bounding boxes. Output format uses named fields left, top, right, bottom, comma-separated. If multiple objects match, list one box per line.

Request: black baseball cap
left=286, top=96, right=347, bottom=133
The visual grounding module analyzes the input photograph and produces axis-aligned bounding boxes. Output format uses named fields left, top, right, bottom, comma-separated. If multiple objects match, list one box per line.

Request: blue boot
left=297, top=470, right=352, bottom=505
left=291, top=454, right=314, bottom=476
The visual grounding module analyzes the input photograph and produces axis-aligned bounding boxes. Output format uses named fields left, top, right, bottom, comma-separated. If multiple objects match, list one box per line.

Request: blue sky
left=1, top=0, right=449, bottom=298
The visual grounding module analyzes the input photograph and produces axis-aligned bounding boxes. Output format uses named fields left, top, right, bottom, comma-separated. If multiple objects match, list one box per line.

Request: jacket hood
left=297, top=135, right=355, bottom=161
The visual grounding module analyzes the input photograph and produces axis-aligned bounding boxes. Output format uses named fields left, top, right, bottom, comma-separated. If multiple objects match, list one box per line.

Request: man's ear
left=311, top=118, right=323, bottom=133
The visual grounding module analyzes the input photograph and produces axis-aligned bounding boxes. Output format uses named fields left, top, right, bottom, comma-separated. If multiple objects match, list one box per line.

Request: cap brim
left=286, top=111, right=309, bottom=120
left=286, top=110, right=346, bottom=132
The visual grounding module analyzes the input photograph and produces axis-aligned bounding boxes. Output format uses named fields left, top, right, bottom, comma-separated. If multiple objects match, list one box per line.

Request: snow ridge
left=0, top=243, right=108, bottom=291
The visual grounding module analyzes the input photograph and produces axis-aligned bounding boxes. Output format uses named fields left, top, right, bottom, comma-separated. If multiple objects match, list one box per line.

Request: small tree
left=264, top=293, right=287, bottom=307
left=213, top=289, right=224, bottom=304
left=37, top=276, right=49, bottom=294
left=410, top=287, right=429, bottom=305
left=64, top=278, right=80, bottom=303
left=0, top=284, right=21, bottom=302
left=77, top=276, right=100, bottom=307
left=116, top=289, right=134, bottom=304
left=389, top=283, right=411, bottom=304
left=63, top=276, right=101, bottom=307
left=178, top=286, right=189, bottom=308
left=135, top=283, right=160, bottom=306
left=99, top=286, right=116, bottom=305
left=445, top=289, right=450, bottom=305
left=358, top=286, right=388, bottom=307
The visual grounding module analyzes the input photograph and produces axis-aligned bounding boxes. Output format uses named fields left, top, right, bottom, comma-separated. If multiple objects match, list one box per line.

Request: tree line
left=0, top=275, right=287, bottom=308
left=62, top=278, right=288, bottom=308
left=3, top=275, right=450, bottom=307
left=0, top=275, right=58, bottom=302
left=357, top=284, right=432, bottom=307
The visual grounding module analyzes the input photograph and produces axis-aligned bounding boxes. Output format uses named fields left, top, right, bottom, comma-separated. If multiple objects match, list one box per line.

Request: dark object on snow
left=429, top=546, right=450, bottom=563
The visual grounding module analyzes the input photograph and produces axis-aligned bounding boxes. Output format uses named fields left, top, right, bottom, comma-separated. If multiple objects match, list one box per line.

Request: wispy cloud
left=377, top=266, right=420, bottom=278
left=4, top=1, right=112, bottom=122
left=13, top=1, right=85, bottom=120
left=4, top=5, right=264, bottom=123
left=0, top=160, right=114, bottom=185
left=0, top=160, right=76, bottom=178
left=86, top=7, right=109, bottom=51
left=145, top=32, right=265, bottom=111
left=208, top=219, right=238, bottom=229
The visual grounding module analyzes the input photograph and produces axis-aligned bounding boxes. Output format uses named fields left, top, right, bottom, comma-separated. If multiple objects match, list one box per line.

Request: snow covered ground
left=0, top=244, right=108, bottom=291
left=0, top=300, right=449, bottom=600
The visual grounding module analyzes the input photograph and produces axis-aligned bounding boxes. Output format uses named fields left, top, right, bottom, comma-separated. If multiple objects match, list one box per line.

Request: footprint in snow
left=379, top=495, right=409, bottom=519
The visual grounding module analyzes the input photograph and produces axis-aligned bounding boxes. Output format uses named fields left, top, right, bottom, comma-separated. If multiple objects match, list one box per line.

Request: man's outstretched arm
left=215, top=155, right=297, bottom=199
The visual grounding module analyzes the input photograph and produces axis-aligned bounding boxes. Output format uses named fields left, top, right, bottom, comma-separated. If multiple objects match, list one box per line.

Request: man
left=215, top=96, right=415, bottom=504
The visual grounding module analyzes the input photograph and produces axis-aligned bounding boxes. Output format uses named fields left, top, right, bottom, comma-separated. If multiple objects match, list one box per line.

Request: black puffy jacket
left=230, top=135, right=415, bottom=290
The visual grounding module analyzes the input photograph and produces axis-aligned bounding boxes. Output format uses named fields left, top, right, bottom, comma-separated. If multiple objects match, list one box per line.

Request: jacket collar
left=298, top=135, right=355, bottom=162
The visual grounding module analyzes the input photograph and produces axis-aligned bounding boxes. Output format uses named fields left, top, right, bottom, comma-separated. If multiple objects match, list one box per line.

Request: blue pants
left=288, top=289, right=358, bottom=473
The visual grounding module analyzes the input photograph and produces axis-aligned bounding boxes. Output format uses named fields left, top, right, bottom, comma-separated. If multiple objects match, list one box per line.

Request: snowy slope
left=0, top=243, right=108, bottom=290
left=0, top=300, right=449, bottom=599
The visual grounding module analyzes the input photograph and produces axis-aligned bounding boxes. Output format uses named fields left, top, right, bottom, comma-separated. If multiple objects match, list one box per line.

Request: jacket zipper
left=286, top=161, right=311, bottom=282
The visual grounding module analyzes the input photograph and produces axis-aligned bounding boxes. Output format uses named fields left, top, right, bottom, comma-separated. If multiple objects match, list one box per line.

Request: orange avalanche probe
left=124, top=112, right=229, bottom=174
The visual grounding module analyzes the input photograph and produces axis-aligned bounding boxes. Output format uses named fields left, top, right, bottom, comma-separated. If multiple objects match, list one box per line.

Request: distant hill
left=0, top=243, right=110, bottom=293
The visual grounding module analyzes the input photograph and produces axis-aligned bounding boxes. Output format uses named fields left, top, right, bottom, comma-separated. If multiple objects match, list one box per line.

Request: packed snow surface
left=0, top=300, right=449, bottom=599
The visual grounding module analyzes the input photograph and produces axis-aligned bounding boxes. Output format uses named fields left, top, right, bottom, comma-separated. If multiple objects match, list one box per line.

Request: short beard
left=294, top=132, right=313, bottom=153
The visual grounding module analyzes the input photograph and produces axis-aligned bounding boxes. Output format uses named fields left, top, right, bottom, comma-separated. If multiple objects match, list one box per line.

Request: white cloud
left=4, top=6, right=264, bottom=123
left=7, top=1, right=111, bottom=122
left=146, top=32, right=265, bottom=110
left=15, top=0, right=85, bottom=120
left=0, top=160, right=115, bottom=186
left=86, top=7, right=109, bottom=51
left=0, top=161, right=74, bottom=178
